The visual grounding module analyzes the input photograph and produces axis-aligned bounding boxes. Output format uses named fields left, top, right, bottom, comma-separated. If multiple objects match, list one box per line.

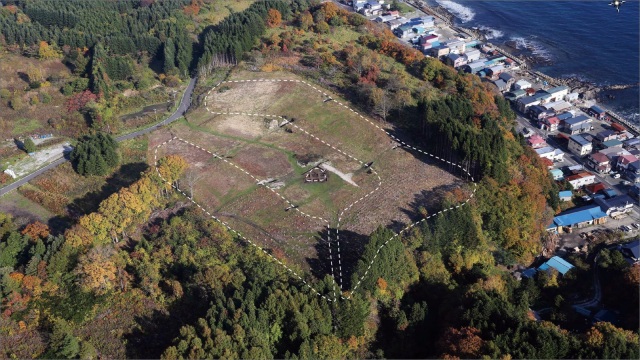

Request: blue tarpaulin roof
left=553, top=205, right=607, bottom=227
left=590, top=105, right=606, bottom=114
left=559, top=190, right=572, bottom=198
left=538, top=256, right=575, bottom=275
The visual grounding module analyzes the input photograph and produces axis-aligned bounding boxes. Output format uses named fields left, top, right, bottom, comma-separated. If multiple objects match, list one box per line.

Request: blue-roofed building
left=602, top=139, right=623, bottom=149
left=550, top=168, right=564, bottom=180
left=563, top=115, right=593, bottom=135
left=603, top=188, right=617, bottom=198
left=559, top=190, right=572, bottom=201
left=538, top=256, right=575, bottom=275
left=550, top=205, right=608, bottom=233
left=557, top=112, right=573, bottom=121
left=621, top=240, right=639, bottom=263
left=589, top=105, right=607, bottom=119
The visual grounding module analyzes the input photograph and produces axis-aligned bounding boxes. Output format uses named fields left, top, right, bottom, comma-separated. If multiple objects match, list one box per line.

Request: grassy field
left=150, top=69, right=465, bottom=281
left=1, top=136, right=151, bottom=229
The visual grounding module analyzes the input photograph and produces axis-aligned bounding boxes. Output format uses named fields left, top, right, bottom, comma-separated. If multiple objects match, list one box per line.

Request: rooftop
left=538, top=256, right=575, bottom=275
left=553, top=205, right=607, bottom=228
left=590, top=105, right=606, bottom=114
left=546, top=85, right=569, bottom=94
left=564, top=114, right=591, bottom=125
left=602, top=139, right=623, bottom=148
left=622, top=240, right=640, bottom=260
left=590, top=152, right=609, bottom=163
left=570, top=134, right=591, bottom=146
left=594, top=195, right=635, bottom=212
left=559, top=190, right=572, bottom=198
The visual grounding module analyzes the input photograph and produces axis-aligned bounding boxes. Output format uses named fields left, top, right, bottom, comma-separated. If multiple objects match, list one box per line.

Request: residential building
left=535, top=146, right=565, bottom=162
left=394, top=24, right=413, bottom=37
left=557, top=112, right=574, bottom=121
left=527, top=134, right=547, bottom=149
left=375, top=15, right=396, bottom=22
left=464, top=49, right=481, bottom=62
left=387, top=18, right=406, bottom=29
left=514, top=79, right=532, bottom=90
left=595, top=130, right=617, bottom=145
left=564, top=92, right=580, bottom=102
left=446, top=40, right=466, bottom=54
left=538, top=256, right=575, bottom=275
left=616, top=154, right=639, bottom=171
left=428, top=45, right=450, bottom=57
left=494, top=79, right=507, bottom=92
left=594, top=195, right=635, bottom=216
left=602, top=139, right=623, bottom=149
left=568, top=134, right=593, bottom=157
left=517, top=96, right=541, bottom=113
left=562, top=115, right=593, bottom=135
left=499, top=72, right=514, bottom=84
left=528, top=105, right=554, bottom=121
left=544, top=100, right=572, bottom=113
left=559, top=190, right=572, bottom=202
left=545, top=86, right=569, bottom=102
left=621, top=240, right=640, bottom=264
left=486, top=65, right=505, bottom=78
left=566, top=171, right=596, bottom=188
left=550, top=205, right=608, bottom=233
left=550, top=168, right=564, bottom=180
left=540, top=116, right=560, bottom=131
left=462, top=60, right=486, bottom=73
left=446, top=53, right=467, bottom=68
left=585, top=182, right=606, bottom=195
left=624, top=161, right=640, bottom=183
left=587, top=152, right=611, bottom=174
left=624, top=138, right=640, bottom=149
left=504, top=89, right=526, bottom=102
left=532, top=91, right=552, bottom=104
left=588, top=105, right=607, bottom=119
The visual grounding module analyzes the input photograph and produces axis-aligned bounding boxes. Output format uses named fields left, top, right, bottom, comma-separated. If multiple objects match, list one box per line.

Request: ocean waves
left=509, top=36, right=554, bottom=62
left=435, top=0, right=475, bottom=23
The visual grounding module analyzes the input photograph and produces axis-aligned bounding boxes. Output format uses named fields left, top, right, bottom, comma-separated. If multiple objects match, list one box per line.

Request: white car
left=612, top=173, right=621, bottom=179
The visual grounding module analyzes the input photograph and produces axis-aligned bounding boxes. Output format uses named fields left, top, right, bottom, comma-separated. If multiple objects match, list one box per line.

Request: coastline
left=406, top=0, right=639, bottom=134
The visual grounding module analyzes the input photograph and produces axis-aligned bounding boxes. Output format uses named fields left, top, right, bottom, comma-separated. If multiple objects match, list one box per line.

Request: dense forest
left=1, top=1, right=639, bottom=359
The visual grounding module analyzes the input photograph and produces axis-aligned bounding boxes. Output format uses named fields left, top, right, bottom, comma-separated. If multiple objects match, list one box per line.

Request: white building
left=568, top=134, right=593, bottom=157
left=545, top=86, right=570, bottom=102
left=464, top=49, right=481, bottom=62
left=514, top=79, right=532, bottom=90
left=535, top=146, right=565, bottom=162
left=564, top=92, right=580, bottom=102
left=566, top=172, right=596, bottom=188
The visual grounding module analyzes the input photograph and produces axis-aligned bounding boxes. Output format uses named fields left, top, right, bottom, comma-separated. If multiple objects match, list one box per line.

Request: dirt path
left=320, top=162, right=358, bottom=187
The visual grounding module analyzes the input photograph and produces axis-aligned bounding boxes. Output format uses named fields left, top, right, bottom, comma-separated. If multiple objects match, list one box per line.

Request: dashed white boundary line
left=154, top=137, right=336, bottom=302
left=201, top=78, right=476, bottom=301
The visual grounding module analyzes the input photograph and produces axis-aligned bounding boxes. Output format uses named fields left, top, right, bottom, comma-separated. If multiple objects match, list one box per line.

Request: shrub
left=40, top=93, right=52, bottom=104
left=23, top=138, right=37, bottom=153
left=0, top=88, right=11, bottom=99
left=9, top=96, right=24, bottom=111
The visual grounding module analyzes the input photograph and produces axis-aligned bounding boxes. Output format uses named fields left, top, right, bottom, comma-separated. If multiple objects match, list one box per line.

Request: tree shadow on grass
left=68, top=162, right=149, bottom=216
left=399, top=182, right=466, bottom=223
left=308, top=228, right=369, bottom=292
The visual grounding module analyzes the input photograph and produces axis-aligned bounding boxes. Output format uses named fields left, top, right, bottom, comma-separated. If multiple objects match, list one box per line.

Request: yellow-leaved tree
left=74, top=246, right=117, bottom=295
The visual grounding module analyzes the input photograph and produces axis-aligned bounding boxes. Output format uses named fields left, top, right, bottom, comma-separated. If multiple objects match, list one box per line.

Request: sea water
left=431, top=0, right=640, bottom=123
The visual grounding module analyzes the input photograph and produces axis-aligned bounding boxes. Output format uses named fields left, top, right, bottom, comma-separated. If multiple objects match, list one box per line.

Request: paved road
left=0, top=77, right=197, bottom=197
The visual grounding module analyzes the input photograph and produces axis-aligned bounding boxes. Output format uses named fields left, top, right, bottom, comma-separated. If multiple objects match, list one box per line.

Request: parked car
left=622, top=180, right=631, bottom=185
left=632, top=223, right=640, bottom=229
left=612, top=173, right=621, bottom=179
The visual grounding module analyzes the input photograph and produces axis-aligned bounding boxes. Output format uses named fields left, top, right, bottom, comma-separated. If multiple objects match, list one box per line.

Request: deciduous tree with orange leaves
left=266, top=9, right=282, bottom=28
left=21, top=221, right=50, bottom=240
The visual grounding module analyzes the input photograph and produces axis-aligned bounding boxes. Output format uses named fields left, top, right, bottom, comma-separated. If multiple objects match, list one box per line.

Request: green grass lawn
left=12, top=118, right=43, bottom=136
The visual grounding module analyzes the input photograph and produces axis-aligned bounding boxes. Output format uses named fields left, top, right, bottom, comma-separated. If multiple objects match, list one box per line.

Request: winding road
left=0, top=77, right=197, bottom=197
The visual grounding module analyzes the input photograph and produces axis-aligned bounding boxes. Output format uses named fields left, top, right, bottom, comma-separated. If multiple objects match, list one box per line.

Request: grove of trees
left=69, top=133, right=119, bottom=176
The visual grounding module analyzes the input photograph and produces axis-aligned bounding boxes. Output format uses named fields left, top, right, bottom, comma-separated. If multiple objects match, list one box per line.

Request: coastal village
left=339, top=0, right=640, bottom=317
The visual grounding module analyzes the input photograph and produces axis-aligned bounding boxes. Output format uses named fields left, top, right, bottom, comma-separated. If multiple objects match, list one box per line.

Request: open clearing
left=150, top=70, right=472, bottom=300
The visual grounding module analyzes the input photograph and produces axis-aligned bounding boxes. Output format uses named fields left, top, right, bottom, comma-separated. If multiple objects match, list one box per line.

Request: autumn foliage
left=65, top=90, right=98, bottom=113
left=266, top=9, right=282, bottom=28
left=21, top=222, right=50, bottom=240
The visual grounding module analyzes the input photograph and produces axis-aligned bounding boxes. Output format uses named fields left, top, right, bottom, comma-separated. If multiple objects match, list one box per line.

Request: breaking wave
left=477, top=25, right=504, bottom=40
left=436, top=0, right=475, bottom=23
left=509, top=36, right=553, bottom=62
